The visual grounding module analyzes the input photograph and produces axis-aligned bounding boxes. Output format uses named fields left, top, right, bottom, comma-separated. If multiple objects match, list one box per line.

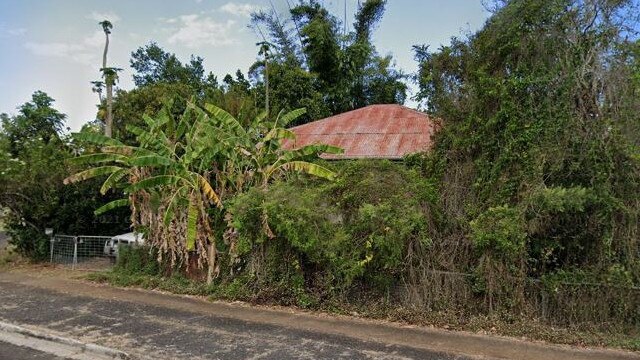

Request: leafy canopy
left=66, top=100, right=342, bottom=268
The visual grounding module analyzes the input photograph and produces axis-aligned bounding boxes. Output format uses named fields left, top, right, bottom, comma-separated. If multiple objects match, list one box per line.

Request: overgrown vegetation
left=66, top=101, right=341, bottom=284
left=224, top=160, right=437, bottom=304
left=0, top=92, right=129, bottom=260
left=88, top=159, right=438, bottom=304
left=406, top=0, right=640, bottom=325
left=2, top=0, right=639, bottom=350
left=92, top=219, right=639, bottom=351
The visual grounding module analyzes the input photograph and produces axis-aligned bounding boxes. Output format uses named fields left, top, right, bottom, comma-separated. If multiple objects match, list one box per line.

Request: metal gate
left=50, top=235, right=114, bottom=270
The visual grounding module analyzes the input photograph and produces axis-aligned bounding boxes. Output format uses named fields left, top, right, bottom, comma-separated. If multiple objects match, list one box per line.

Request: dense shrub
left=0, top=92, right=130, bottom=261
left=227, top=160, right=438, bottom=302
left=115, top=245, right=160, bottom=276
left=408, top=0, right=640, bottom=319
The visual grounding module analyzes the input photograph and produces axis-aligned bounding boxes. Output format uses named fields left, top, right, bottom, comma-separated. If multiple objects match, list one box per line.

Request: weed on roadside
left=85, top=269, right=640, bottom=352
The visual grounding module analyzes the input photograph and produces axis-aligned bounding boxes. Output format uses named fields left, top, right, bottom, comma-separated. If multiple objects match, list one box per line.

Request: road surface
left=0, top=340, right=68, bottom=360
left=0, top=270, right=637, bottom=360
left=0, top=277, right=463, bottom=359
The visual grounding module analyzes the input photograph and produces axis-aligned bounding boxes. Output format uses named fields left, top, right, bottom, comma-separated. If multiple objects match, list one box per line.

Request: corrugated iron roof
left=285, top=104, right=440, bottom=159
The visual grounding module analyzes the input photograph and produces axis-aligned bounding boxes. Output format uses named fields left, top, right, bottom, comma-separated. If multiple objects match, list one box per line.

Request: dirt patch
left=0, top=232, right=8, bottom=251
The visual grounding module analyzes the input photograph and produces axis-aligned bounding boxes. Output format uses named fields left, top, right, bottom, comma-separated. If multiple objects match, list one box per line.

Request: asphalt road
left=0, top=340, right=69, bottom=360
left=0, top=280, right=464, bottom=360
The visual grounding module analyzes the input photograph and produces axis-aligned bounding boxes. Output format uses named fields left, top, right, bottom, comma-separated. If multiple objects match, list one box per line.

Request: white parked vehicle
left=103, top=232, right=145, bottom=258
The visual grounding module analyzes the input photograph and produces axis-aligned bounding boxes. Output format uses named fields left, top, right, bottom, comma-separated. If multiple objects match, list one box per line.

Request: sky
left=0, top=1, right=490, bottom=131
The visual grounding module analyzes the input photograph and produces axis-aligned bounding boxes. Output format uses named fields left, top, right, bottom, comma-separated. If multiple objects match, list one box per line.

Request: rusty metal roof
left=285, top=104, right=440, bottom=159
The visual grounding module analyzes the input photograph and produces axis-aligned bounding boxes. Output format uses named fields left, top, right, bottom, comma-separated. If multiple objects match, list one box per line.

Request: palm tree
left=99, top=20, right=114, bottom=137
left=90, top=81, right=105, bottom=103
left=65, top=101, right=342, bottom=284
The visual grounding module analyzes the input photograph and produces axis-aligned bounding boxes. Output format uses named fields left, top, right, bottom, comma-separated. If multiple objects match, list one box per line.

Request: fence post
left=72, top=236, right=78, bottom=270
left=49, top=237, right=54, bottom=263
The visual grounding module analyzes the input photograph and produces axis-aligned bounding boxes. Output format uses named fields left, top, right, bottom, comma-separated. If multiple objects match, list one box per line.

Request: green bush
left=115, top=245, right=160, bottom=276
left=228, top=160, right=438, bottom=300
left=0, top=92, right=130, bottom=261
left=471, top=206, right=526, bottom=258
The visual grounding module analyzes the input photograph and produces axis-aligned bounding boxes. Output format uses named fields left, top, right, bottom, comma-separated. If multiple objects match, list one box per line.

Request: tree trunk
left=207, top=239, right=217, bottom=285
left=265, top=56, right=269, bottom=118
left=106, top=82, right=113, bottom=137
left=102, top=33, right=113, bottom=138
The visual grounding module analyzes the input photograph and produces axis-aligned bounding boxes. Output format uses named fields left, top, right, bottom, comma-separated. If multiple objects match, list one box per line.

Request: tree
left=100, top=43, right=263, bottom=145
left=130, top=42, right=215, bottom=92
left=413, top=0, right=640, bottom=305
left=107, top=83, right=194, bottom=144
left=98, top=20, right=117, bottom=138
left=0, top=92, right=129, bottom=259
left=250, top=0, right=406, bottom=121
left=210, top=70, right=260, bottom=125
left=65, top=100, right=342, bottom=284
left=250, top=62, right=330, bottom=126
left=91, top=81, right=105, bottom=103
left=256, top=41, right=272, bottom=117
left=1, top=91, right=65, bottom=156
left=127, top=43, right=257, bottom=119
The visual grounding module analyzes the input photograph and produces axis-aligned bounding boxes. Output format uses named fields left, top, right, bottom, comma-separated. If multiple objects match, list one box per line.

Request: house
left=286, top=104, right=440, bottom=159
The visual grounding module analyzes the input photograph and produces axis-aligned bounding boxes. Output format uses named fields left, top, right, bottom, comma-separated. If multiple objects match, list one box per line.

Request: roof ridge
left=288, top=104, right=431, bottom=130
left=294, top=131, right=432, bottom=135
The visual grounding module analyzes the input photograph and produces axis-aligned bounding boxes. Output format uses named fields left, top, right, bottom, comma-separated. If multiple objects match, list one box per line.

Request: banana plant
left=65, top=100, right=342, bottom=282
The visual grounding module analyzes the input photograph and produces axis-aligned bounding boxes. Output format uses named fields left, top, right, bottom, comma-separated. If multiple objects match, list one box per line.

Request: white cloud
left=128, top=32, right=144, bottom=42
left=82, top=30, right=106, bottom=46
left=24, top=31, right=105, bottom=65
left=0, top=25, right=26, bottom=38
left=25, top=42, right=92, bottom=64
left=87, top=11, right=121, bottom=23
left=220, top=2, right=263, bottom=18
left=166, top=14, right=237, bottom=48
